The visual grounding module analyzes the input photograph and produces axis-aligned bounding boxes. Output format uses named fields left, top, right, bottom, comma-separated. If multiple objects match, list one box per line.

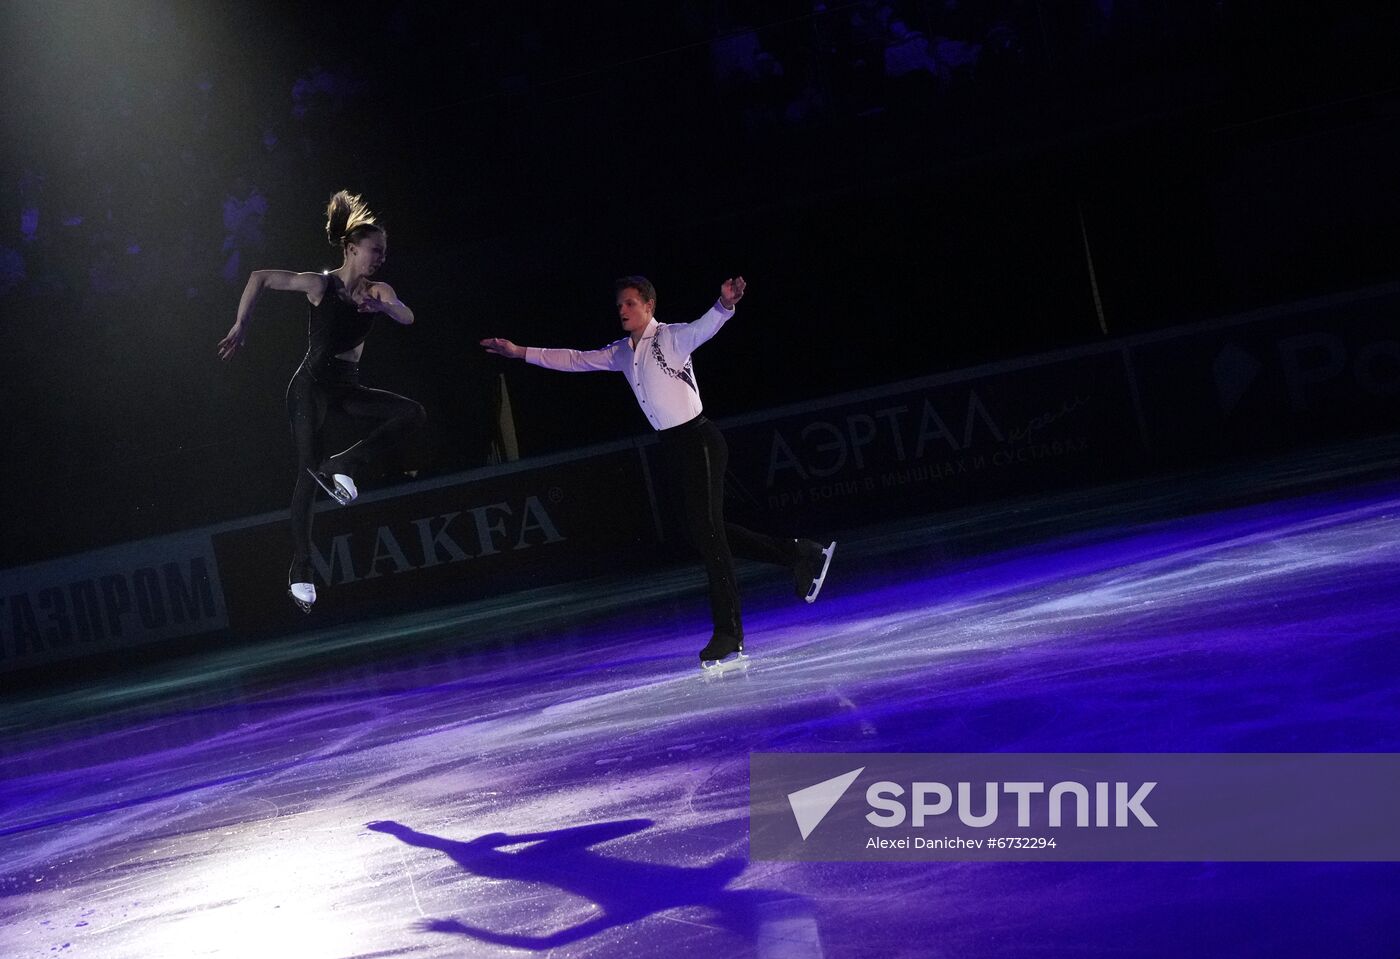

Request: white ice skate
left=308, top=469, right=358, bottom=506
left=288, top=581, right=316, bottom=614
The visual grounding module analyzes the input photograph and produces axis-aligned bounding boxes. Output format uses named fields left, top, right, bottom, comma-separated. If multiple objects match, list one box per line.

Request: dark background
left=1, top=0, right=1397, bottom=570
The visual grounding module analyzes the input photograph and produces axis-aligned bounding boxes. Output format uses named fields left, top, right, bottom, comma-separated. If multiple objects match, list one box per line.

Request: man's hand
left=719, top=276, right=746, bottom=309
left=480, top=337, right=526, bottom=360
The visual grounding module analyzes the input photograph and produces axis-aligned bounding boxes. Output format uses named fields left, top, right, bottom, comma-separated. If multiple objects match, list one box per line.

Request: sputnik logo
left=787, top=767, right=865, bottom=840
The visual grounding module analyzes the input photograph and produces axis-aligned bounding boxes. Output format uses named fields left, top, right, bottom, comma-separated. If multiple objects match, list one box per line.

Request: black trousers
left=657, top=415, right=796, bottom=639
left=286, top=360, right=426, bottom=580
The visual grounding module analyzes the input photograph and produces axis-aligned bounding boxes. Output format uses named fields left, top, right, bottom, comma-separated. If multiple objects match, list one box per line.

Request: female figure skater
left=218, top=190, right=426, bottom=612
left=481, top=275, right=834, bottom=669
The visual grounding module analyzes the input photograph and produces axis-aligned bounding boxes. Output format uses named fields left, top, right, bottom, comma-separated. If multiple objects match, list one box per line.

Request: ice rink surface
left=3, top=447, right=1399, bottom=958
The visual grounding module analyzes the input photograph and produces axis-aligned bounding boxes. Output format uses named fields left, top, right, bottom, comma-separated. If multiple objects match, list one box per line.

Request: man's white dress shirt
left=524, top=301, right=735, bottom=431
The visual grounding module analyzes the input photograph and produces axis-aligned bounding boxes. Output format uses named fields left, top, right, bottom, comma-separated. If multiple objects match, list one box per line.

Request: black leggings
left=286, top=361, right=426, bottom=580
left=658, top=415, right=796, bottom=638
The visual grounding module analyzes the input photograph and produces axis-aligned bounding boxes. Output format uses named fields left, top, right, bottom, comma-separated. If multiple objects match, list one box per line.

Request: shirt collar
left=628, top=317, right=660, bottom=349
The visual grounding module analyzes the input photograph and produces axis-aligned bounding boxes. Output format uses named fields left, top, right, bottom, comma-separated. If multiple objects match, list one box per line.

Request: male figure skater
left=482, top=275, right=835, bottom=669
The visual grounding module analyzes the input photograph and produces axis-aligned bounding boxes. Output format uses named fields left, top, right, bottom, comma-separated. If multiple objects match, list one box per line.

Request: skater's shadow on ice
left=367, top=818, right=809, bottom=950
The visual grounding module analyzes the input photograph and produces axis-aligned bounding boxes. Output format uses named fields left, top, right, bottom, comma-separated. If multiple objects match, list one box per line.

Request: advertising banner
left=0, top=531, right=226, bottom=673
left=212, top=448, right=660, bottom=633
left=714, top=350, right=1147, bottom=532
left=1130, top=289, right=1400, bottom=460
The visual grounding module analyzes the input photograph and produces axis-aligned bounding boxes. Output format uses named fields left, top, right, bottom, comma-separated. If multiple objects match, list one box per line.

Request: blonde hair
left=325, top=189, right=384, bottom=249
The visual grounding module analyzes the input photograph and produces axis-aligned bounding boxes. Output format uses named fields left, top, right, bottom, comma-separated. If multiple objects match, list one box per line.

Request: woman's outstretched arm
left=217, top=270, right=326, bottom=360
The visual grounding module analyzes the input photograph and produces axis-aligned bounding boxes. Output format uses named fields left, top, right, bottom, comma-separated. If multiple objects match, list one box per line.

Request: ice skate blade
left=307, top=468, right=356, bottom=506
left=286, top=588, right=314, bottom=614
left=804, top=541, right=837, bottom=604
left=700, top=651, right=749, bottom=678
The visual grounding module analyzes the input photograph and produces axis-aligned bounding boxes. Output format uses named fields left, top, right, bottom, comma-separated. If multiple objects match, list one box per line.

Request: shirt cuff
left=714, top=299, right=736, bottom=314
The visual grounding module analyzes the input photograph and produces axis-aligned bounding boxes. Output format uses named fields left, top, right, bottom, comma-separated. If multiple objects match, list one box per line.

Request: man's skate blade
left=307, top=468, right=353, bottom=506
left=804, top=541, right=837, bottom=604
left=700, top=651, right=749, bottom=678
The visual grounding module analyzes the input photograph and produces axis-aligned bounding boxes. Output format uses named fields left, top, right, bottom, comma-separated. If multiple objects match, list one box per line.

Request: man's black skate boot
left=699, top=631, right=746, bottom=671
left=792, top=539, right=837, bottom=603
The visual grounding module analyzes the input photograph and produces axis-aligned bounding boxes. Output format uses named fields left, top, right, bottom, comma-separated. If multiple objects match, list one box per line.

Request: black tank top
left=302, top=272, right=375, bottom=374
